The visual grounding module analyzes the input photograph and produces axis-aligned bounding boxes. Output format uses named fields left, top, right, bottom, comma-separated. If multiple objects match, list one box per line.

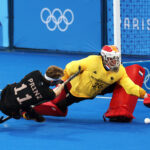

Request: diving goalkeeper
left=34, top=45, right=150, bottom=122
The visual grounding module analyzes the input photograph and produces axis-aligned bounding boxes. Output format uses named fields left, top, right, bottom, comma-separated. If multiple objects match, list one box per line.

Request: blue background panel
left=14, top=0, right=101, bottom=53
left=0, top=22, right=2, bottom=47
left=0, top=0, right=9, bottom=47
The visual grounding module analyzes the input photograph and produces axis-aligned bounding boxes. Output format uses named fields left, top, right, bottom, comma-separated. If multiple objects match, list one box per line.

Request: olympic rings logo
left=144, top=67, right=150, bottom=90
left=40, top=8, right=74, bottom=32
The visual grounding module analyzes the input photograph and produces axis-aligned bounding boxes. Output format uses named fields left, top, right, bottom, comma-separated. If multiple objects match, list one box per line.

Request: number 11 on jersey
left=14, top=84, right=32, bottom=104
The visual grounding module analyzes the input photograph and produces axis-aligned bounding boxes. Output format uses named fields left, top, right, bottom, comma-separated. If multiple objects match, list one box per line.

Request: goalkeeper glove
left=143, top=94, right=150, bottom=107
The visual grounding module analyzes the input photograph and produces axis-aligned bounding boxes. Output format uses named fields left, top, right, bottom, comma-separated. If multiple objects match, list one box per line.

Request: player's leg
left=56, top=92, right=86, bottom=111
left=34, top=82, right=86, bottom=117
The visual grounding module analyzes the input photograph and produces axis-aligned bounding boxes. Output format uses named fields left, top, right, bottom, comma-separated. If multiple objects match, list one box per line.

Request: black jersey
left=0, top=71, right=56, bottom=117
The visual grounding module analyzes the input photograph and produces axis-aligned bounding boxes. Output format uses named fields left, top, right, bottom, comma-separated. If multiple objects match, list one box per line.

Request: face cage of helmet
left=103, top=56, right=120, bottom=72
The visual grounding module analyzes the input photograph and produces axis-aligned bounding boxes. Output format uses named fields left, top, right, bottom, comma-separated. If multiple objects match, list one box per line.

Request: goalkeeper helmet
left=101, top=45, right=121, bottom=72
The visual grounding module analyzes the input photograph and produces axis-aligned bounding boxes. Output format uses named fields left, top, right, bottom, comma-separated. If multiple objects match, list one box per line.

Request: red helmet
left=101, top=45, right=121, bottom=72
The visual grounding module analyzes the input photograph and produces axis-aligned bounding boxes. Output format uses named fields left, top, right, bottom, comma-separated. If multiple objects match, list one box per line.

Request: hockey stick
left=0, top=116, right=12, bottom=123
left=64, top=66, right=81, bottom=84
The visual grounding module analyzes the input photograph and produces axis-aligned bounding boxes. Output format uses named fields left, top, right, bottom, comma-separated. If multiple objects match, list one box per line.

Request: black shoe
left=22, top=112, right=45, bottom=122
left=109, top=116, right=132, bottom=122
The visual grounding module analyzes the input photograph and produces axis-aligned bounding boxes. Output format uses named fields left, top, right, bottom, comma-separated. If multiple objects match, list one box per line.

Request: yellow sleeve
left=61, top=69, right=69, bottom=80
left=117, top=67, right=146, bottom=98
left=139, top=87, right=146, bottom=98
left=61, top=58, right=87, bottom=80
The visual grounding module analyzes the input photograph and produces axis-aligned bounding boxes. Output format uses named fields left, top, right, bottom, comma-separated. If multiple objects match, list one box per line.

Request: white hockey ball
left=144, top=118, right=150, bottom=124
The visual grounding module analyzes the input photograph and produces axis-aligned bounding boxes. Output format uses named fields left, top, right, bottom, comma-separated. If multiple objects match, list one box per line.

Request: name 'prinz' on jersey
left=28, top=78, right=43, bottom=100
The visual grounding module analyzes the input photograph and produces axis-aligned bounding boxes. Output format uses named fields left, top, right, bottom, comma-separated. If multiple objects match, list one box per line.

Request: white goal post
left=113, top=0, right=121, bottom=53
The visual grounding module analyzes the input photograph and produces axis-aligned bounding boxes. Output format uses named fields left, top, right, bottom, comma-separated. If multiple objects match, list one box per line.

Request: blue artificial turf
left=0, top=50, right=149, bottom=150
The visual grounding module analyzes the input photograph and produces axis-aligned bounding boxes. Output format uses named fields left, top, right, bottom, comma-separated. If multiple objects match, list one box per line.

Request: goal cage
left=107, top=0, right=150, bottom=56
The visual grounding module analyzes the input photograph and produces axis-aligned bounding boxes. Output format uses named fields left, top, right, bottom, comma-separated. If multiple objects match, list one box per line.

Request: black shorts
left=56, top=85, right=88, bottom=112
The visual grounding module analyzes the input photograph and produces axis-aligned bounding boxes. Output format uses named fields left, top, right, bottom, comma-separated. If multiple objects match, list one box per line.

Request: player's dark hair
left=46, top=65, right=64, bottom=79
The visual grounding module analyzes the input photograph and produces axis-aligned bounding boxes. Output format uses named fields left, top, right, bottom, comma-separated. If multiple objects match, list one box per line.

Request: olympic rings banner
left=13, top=0, right=101, bottom=53
left=123, top=61, right=150, bottom=93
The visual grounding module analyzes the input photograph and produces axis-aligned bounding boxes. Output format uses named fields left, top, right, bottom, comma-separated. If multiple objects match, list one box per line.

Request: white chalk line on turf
left=96, top=96, right=143, bottom=102
left=123, top=60, right=150, bottom=64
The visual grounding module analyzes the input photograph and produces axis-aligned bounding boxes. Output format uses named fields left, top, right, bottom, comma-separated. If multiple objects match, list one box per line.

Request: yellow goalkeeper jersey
left=62, top=55, right=146, bottom=98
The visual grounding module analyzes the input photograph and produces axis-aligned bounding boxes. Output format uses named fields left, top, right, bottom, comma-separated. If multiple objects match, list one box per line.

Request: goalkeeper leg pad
left=34, top=101, right=68, bottom=117
left=33, top=82, right=71, bottom=117
left=104, top=64, right=145, bottom=122
left=51, top=82, right=71, bottom=104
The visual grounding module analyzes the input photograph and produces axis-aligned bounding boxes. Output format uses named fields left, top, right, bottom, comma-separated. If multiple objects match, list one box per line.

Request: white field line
left=96, top=96, right=143, bottom=102
left=123, top=60, right=150, bottom=64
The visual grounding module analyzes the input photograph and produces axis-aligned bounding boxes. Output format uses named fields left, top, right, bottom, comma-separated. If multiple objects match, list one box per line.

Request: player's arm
left=53, top=83, right=65, bottom=97
left=54, top=66, right=81, bottom=96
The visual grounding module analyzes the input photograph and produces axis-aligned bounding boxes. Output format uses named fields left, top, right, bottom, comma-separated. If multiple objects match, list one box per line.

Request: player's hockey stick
left=64, top=66, right=81, bottom=83
left=0, top=116, right=12, bottom=123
